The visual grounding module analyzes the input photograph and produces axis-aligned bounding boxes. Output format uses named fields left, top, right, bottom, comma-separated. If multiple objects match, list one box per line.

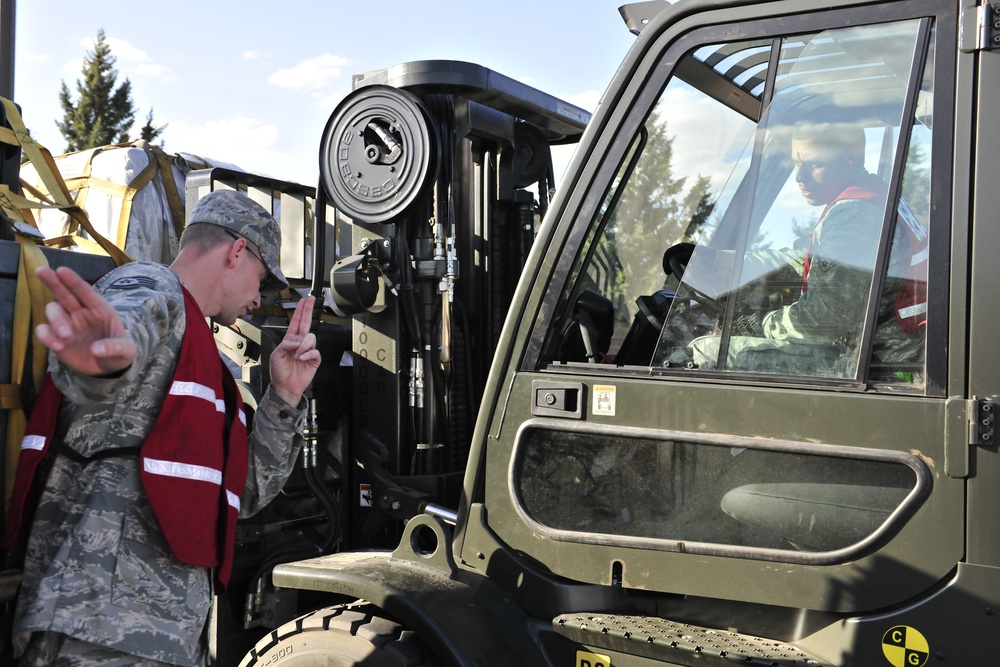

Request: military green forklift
left=237, top=0, right=1000, bottom=665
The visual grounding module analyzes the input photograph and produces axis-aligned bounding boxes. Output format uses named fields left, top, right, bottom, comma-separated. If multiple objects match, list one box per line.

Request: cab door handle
left=531, top=380, right=584, bottom=419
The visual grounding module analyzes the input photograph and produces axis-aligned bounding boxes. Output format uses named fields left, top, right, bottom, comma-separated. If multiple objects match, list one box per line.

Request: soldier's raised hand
left=34, top=266, right=138, bottom=377
left=268, top=295, right=321, bottom=406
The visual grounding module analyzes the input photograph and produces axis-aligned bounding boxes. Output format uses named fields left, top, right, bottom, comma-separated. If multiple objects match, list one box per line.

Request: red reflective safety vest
left=5, top=286, right=249, bottom=589
left=801, top=174, right=928, bottom=332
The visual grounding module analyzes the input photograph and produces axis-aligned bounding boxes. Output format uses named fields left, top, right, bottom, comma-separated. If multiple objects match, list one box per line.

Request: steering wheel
left=662, top=242, right=725, bottom=315
left=662, top=242, right=694, bottom=280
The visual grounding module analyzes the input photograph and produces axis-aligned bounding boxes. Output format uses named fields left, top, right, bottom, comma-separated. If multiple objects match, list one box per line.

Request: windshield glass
left=540, top=20, right=932, bottom=388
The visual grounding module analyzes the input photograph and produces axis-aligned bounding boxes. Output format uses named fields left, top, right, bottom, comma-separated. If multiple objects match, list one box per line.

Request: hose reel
left=319, top=85, right=438, bottom=224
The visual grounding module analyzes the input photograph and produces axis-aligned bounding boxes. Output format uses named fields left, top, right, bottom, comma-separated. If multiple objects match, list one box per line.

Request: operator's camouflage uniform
left=689, top=183, right=924, bottom=379
left=12, top=261, right=306, bottom=667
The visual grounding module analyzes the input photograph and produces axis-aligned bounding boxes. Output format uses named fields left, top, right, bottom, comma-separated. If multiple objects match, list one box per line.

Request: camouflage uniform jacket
left=11, top=261, right=306, bottom=666
left=757, top=183, right=924, bottom=369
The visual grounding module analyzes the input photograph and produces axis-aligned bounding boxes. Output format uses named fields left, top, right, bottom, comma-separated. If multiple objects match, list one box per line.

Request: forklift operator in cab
left=688, top=121, right=926, bottom=378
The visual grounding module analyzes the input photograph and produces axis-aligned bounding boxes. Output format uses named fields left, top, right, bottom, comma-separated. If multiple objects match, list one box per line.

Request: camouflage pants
left=18, top=631, right=181, bottom=667
left=689, top=334, right=851, bottom=377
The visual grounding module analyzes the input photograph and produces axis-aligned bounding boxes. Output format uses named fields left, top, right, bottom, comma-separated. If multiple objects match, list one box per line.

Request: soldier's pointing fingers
left=287, top=295, right=315, bottom=338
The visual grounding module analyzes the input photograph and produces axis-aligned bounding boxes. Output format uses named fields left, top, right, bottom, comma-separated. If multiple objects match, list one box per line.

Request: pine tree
left=139, top=108, right=167, bottom=145
left=56, top=29, right=136, bottom=151
left=607, top=109, right=713, bottom=300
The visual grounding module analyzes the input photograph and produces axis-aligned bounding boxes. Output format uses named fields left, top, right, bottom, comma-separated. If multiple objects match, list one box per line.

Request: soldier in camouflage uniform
left=684, top=123, right=926, bottom=379
left=10, top=190, right=321, bottom=666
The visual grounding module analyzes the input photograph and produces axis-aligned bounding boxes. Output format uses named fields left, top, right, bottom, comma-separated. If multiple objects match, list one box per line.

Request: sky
left=11, top=1, right=640, bottom=189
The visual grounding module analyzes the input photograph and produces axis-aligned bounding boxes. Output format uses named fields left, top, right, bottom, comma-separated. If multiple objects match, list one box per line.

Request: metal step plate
left=554, top=613, right=832, bottom=666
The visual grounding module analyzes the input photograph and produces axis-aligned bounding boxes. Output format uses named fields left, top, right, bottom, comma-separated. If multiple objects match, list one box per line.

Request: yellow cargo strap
left=148, top=144, right=186, bottom=240
left=61, top=146, right=99, bottom=219
left=56, top=141, right=162, bottom=248
left=35, top=140, right=190, bottom=252
left=0, top=96, right=128, bottom=510
left=0, top=125, right=18, bottom=153
left=0, top=97, right=132, bottom=266
left=0, top=184, right=34, bottom=225
left=3, top=235, right=51, bottom=510
left=0, top=182, right=80, bottom=230
left=1, top=99, right=69, bottom=210
left=16, top=178, right=131, bottom=266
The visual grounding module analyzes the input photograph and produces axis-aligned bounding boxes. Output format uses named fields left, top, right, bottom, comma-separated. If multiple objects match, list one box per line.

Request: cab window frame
left=524, top=0, right=954, bottom=398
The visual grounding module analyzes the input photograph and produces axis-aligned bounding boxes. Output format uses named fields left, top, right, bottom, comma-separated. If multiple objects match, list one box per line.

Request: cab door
left=468, top=0, right=965, bottom=619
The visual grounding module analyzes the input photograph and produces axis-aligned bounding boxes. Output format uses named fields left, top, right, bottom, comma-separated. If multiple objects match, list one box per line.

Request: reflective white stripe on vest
left=21, top=434, right=46, bottom=451
left=169, top=381, right=224, bottom=412
left=898, top=302, right=928, bottom=319
left=898, top=200, right=928, bottom=241
left=143, top=457, right=223, bottom=486
left=238, top=410, right=246, bottom=426
left=226, top=489, right=241, bottom=512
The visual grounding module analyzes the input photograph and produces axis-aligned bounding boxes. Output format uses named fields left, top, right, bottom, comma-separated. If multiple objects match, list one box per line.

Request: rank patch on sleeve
left=108, top=276, right=157, bottom=290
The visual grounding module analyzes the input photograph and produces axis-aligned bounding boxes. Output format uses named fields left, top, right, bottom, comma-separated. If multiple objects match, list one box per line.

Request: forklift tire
left=239, top=602, right=441, bottom=667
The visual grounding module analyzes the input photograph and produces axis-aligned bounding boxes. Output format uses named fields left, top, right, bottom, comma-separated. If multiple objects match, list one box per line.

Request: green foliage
left=56, top=29, right=137, bottom=151
left=604, top=110, right=714, bottom=301
left=139, top=108, right=167, bottom=145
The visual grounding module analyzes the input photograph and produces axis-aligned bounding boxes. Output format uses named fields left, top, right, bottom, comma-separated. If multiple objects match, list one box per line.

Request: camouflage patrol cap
left=188, top=189, right=288, bottom=292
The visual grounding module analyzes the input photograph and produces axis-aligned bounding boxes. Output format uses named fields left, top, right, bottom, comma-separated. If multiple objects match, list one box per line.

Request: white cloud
left=24, top=53, right=52, bottom=64
left=268, top=54, right=351, bottom=91
left=168, top=115, right=285, bottom=174
left=166, top=115, right=315, bottom=184
left=71, top=36, right=177, bottom=82
left=243, top=51, right=267, bottom=61
left=135, top=63, right=179, bottom=82
left=97, top=37, right=151, bottom=64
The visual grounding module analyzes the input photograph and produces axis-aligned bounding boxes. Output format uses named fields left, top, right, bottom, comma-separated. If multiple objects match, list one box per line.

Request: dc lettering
left=576, top=650, right=612, bottom=667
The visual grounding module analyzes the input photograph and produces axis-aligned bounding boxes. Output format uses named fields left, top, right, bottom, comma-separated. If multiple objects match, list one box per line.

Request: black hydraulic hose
left=243, top=407, right=340, bottom=626
left=303, top=459, right=340, bottom=551
left=242, top=472, right=335, bottom=626
left=243, top=534, right=322, bottom=629
left=426, top=306, right=450, bottom=451
left=300, top=402, right=339, bottom=552
left=311, top=181, right=328, bottom=302
left=455, top=297, right=478, bottom=412
left=247, top=542, right=320, bottom=598
left=396, top=236, right=423, bottom=343
left=395, top=235, right=424, bottom=450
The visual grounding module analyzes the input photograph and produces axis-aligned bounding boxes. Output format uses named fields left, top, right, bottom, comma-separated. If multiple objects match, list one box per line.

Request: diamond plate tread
left=554, top=613, right=833, bottom=666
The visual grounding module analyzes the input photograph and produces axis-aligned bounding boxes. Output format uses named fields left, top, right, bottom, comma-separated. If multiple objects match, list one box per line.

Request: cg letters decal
left=882, top=625, right=928, bottom=667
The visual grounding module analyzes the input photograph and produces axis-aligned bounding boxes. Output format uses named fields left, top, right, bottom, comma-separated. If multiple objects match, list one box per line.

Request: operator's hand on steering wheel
left=34, top=266, right=138, bottom=377
left=269, top=295, right=322, bottom=407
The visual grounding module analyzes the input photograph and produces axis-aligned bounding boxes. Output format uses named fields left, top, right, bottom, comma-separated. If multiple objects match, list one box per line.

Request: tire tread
left=239, top=601, right=440, bottom=667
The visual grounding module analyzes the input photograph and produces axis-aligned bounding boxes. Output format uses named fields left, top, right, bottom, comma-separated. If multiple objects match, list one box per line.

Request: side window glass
left=541, top=19, right=932, bottom=389
left=540, top=45, right=761, bottom=366
left=868, top=40, right=934, bottom=387
left=513, top=426, right=929, bottom=560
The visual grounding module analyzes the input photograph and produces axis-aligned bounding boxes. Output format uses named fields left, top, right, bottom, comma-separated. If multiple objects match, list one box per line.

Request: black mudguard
left=271, top=514, right=557, bottom=667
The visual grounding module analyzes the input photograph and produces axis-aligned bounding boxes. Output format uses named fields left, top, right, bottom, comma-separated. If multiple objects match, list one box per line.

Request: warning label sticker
left=592, top=385, right=616, bottom=416
left=359, top=483, right=373, bottom=507
left=882, top=625, right=929, bottom=667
